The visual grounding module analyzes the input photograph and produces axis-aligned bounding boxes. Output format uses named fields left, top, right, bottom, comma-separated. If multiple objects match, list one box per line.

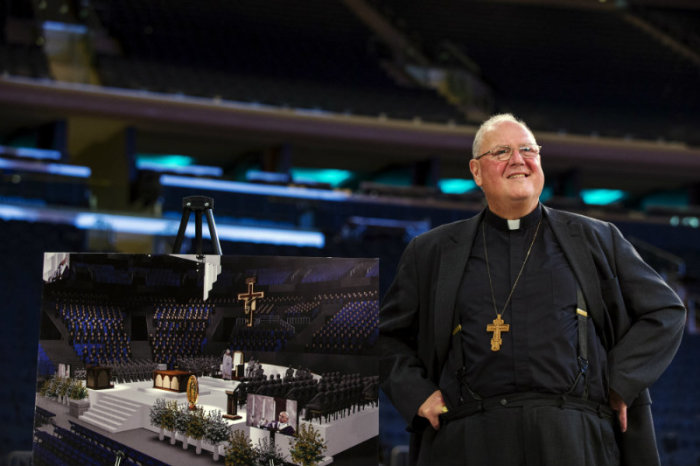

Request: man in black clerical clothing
left=379, top=114, right=686, bottom=466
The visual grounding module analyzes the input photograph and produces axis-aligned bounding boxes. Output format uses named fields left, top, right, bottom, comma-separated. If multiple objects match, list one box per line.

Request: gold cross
left=237, top=277, right=265, bottom=327
left=486, top=314, right=509, bottom=352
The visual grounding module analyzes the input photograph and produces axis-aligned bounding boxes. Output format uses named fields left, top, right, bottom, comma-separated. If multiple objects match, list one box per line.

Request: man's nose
left=508, top=148, right=526, bottom=164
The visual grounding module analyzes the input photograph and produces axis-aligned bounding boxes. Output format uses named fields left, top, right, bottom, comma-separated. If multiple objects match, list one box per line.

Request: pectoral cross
left=237, top=277, right=265, bottom=327
left=486, top=314, right=509, bottom=351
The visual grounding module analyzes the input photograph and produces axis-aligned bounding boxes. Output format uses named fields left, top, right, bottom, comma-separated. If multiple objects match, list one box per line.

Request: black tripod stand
left=172, top=195, right=223, bottom=255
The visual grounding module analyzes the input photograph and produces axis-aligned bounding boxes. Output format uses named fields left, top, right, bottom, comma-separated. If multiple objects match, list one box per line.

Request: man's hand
left=418, top=390, right=446, bottom=430
left=609, top=389, right=628, bottom=433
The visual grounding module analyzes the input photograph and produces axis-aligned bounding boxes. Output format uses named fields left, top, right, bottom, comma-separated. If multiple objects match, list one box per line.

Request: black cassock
left=432, top=207, right=617, bottom=465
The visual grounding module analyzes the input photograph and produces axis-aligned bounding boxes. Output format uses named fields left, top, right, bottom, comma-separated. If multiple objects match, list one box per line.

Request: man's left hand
left=609, top=390, right=628, bottom=433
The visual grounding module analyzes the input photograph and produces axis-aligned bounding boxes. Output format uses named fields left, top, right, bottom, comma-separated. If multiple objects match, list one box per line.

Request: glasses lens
left=481, top=145, right=540, bottom=161
left=519, top=145, right=540, bottom=158
left=492, top=146, right=512, bottom=161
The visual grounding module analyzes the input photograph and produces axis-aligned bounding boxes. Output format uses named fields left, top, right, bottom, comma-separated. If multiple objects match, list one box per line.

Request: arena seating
left=229, top=319, right=293, bottom=353
left=651, top=334, right=700, bottom=466
left=112, top=359, right=159, bottom=384
left=239, top=369, right=378, bottom=423
left=371, top=0, right=700, bottom=142
left=32, top=407, right=55, bottom=429
left=305, top=372, right=379, bottom=423
left=91, top=0, right=465, bottom=123
left=308, top=298, right=379, bottom=354
left=32, top=421, right=168, bottom=466
left=176, top=354, right=220, bottom=377
left=55, top=295, right=132, bottom=366
left=284, top=299, right=321, bottom=328
left=150, top=301, right=212, bottom=367
left=633, top=5, right=700, bottom=53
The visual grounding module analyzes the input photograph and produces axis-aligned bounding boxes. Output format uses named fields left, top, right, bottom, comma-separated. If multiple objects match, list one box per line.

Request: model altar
left=153, top=370, right=192, bottom=393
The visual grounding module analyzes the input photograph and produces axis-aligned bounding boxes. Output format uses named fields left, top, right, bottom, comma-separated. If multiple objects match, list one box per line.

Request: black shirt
left=440, top=205, right=608, bottom=405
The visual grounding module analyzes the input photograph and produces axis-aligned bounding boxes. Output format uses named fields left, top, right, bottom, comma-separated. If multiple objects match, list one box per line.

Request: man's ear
left=469, top=159, right=482, bottom=187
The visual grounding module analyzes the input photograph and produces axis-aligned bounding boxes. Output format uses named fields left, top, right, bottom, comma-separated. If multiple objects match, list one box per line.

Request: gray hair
left=471, top=113, right=535, bottom=158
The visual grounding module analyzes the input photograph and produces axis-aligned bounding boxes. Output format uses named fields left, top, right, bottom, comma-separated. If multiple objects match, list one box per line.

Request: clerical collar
left=484, top=204, right=542, bottom=231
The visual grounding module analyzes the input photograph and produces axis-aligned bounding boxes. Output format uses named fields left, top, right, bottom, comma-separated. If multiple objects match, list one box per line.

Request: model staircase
left=79, top=394, right=144, bottom=433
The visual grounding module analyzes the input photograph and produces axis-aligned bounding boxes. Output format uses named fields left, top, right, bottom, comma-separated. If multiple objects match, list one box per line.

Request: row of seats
left=56, top=300, right=133, bottom=366
left=91, top=0, right=464, bottom=123
left=176, top=355, right=221, bottom=377
left=229, top=324, right=291, bottom=353
left=112, top=359, right=159, bottom=384
left=372, top=0, right=700, bottom=141
left=153, top=303, right=211, bottom=321
left=67, top=421, right=168, bottom=466
left=240, top=376, right=319, bottom=407
left=33, top=407, right=55, bottom=428
left=309, top=300, right=379, bottom=354
left=305, top=374, right=379, bottom=423
left=34, top=429, right=109, bottom=466
left=75, top=342, right=131, bottom=365
left=150, top=302, right=212, bottom=367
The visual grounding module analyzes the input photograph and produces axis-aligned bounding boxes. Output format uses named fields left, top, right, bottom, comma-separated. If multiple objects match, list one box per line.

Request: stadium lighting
left=0, top=204, right=325, bottom=247
left=0, top=158, right=91, bottom=178
left=580, top=189, right=627, bottom=205
left=290, top=168, right=354, bottom=187
left=0, top=145, right=62, bottom=160
left=438, top=178, right=477, bottom=194
left=160, top=175, right=350, bottom=201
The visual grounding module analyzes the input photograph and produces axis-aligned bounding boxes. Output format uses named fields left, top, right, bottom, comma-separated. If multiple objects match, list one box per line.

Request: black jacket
left=380, top=205, right=686, bottom=465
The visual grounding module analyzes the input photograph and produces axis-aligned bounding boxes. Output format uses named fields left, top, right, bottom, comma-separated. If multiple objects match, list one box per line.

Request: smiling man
left=379, top=114, right=686, bottom=465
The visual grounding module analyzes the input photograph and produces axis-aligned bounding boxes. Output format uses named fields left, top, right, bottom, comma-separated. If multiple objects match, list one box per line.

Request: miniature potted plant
left=175, top=403, right=190, bottom=449
left=255, top=437, right=286, bottom=466
left=69, top=379, right=88, bottom=400
left=290, top=423, right=327, bottom=466
left=38, top=377, right=52, bottom=398
left=67, top=379, right=90, bottom=417
left=205, top=409, right=231, bottom=461
left=45, top=376, right=59, bottom=400
left=186, top=406, right=207, bottom=454
left=57, top=377, right=71, bottom=404
left=149, top=398, right=168, bottom=441
left=225, top=429, right=256, bottom=466
left=161, top=400, right=178, bottom=445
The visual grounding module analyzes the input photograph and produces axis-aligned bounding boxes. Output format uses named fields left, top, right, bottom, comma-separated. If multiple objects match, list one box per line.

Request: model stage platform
left=74, top=362, right=377, bottom=465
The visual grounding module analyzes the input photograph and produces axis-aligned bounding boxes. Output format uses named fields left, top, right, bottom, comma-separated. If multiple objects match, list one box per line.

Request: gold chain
left=482, top=216, right=542, bottom=318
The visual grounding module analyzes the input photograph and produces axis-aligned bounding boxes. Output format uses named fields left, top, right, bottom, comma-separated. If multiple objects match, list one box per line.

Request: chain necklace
left=482, top=216, right=542, bottom=351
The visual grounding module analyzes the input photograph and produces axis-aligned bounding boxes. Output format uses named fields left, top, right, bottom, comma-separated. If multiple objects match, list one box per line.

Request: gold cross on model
left=237, top=277, right=265, bottom=327
left=486, top=314, right=509, bottom=351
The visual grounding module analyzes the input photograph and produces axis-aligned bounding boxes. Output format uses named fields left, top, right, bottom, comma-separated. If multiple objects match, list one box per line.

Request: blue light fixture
left=438, top=178, right=477, bottom=194
left=580, top=189, right=627, bottom=205
left=0, top=145, right=62, bottom=160
left=290, top=168, right=353, bottom=187
left=0, top=203, right=325, bottom=248
left=136, top=154, right=194, bottom=167
left=160, top=175, right=350, bottom=201
left=0, top=158, right=90, bottom=177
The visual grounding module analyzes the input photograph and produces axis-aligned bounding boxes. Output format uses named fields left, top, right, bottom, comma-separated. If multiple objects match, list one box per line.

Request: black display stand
left=224, top=390, right=242, bottom=420
left=172, top=195, right=223, bottom=255
left=86, top=366, right=112, bottom=390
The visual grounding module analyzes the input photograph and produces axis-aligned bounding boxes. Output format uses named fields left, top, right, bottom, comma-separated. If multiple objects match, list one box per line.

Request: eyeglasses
left=476, top=144, right=542, bottom=161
